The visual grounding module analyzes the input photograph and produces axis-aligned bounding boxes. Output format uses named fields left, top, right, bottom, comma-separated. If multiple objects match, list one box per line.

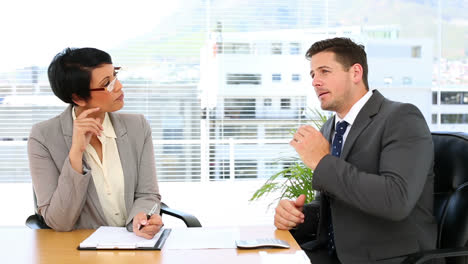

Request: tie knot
left=335, top=121, right=349, bottom=136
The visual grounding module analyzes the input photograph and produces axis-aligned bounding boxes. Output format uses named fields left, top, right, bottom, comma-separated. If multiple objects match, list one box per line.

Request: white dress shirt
left=72, top=108, right=127, bottom=226
left=334, top=89, right=373, bottom=145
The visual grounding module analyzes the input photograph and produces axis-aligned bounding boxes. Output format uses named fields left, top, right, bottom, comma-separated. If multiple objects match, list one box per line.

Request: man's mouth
left=318, top=91, right=329, bottom=98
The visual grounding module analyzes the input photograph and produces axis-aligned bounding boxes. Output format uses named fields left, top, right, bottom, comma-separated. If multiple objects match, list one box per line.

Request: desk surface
left=0, top=226, right=302, bottom=264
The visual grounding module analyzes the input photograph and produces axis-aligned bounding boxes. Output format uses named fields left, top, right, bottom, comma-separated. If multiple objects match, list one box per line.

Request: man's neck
left=336, top=88, right=369, bottom=119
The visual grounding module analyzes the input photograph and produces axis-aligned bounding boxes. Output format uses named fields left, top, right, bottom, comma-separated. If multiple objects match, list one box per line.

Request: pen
left=138, top=203, right=160, bottom=230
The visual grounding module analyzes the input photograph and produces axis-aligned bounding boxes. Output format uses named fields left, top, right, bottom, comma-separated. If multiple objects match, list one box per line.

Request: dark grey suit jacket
left=28, top=106, right=161, bottom=231
left=309, top=90, right=437, bottom=263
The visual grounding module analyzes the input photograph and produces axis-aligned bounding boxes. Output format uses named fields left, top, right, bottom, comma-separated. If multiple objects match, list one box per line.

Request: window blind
left=0, top=0, right=467, bottom=183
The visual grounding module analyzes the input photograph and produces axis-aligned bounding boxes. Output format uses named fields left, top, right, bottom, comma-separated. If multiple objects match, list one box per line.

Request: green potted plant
left=250, top=109, right=329, bottom=206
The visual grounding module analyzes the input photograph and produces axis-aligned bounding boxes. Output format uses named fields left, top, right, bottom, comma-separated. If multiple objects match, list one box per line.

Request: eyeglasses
left=90, top=67, right=121, bottom=92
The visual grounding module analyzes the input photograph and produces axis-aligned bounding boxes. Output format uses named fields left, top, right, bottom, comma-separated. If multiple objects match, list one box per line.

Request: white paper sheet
left=164, top=227, right=240, bottom=249
left=259, top=250, right=310, bottom=264
left=79, top=226, right=165, bottom=249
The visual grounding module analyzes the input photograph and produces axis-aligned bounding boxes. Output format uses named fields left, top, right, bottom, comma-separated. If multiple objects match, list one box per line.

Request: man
left=274, top=37, right=438, bottom=263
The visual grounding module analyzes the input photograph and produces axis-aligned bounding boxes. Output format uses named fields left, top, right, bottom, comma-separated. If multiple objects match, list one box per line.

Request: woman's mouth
left=116, top=94, right=124, bottom=101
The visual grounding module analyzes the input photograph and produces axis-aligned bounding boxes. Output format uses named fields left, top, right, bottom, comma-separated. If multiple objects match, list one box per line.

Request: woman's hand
left=133, top=212, right=164, bottom=239
left=69, top=107, right=103, bottom=173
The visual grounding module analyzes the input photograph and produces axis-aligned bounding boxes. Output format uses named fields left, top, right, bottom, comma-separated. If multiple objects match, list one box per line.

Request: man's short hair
left=305, top=37, right=369, bottom=90
left=48, top=47, right=112, bottom=105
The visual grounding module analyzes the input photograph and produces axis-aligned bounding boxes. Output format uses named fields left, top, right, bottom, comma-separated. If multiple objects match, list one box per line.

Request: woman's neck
left=74, top=106, right=105, bottom=124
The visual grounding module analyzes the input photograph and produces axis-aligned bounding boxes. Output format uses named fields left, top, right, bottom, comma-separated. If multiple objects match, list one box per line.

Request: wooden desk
left=0, top=226, right=302, bottom=264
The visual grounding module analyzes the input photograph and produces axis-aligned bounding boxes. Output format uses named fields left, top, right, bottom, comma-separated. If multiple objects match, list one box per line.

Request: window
left=209, top=159, right=230, bottom=180
left=272, top=74, right=281, bottom=82
left=223, top=98, right=256, bottom=119
left=222, top=124, right=258, bottom=139
left=432, top=114, right=438, bottom=124
left=402, top=76, right=412, bottom=85
left=271, top=43, right=282, bottom=54
left=280, top=98, right=291, bottom=109
left=1, top=0, right=467, bottom=229
left=292, top=74, right=301, bottom=82
left=411, top=46, right=422, bottom=58
left=441, top=114, right=468, bottom=124
left=265, top=124, right=293, bottom=139
left=384, top=77, right=393, bottom=85
left=290, top=42, right=301, bottom=55
left=226, top=73, right=261, bottom=85
left=234, top=160, right=257, bottom=179
left=441, top=92, right=462, bottom=104
left=216, top=42, right=250, bottom=54
left=432, top=91, right=438, bottom=105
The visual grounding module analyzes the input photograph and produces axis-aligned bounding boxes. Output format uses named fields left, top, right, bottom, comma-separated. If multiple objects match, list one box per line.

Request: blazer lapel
left=341, top=90, right=384, bottom=159
left=321, top=116, right=335, bottom=144
left=59, top=105, right=107, bottom=222
left=109, top=113, right=134, bottom=213
left=59, top=105, right=74, bottom=150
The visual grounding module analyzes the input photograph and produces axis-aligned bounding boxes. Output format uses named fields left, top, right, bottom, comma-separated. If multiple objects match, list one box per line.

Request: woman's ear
left=71, top=94, right=86, bottom=107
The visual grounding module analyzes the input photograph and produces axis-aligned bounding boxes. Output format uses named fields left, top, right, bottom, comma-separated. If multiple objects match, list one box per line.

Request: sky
left=0, top=0, right=180, bottom=71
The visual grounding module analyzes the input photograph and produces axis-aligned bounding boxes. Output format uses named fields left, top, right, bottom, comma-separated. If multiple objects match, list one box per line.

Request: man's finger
left=277, top=208, right=304, bottom=224
left=301, top=125, right=317, bottom=133
left=279, top=200, right=304, bottom=218
left=295, top=194, right=306, bottom=207
left=275, top=214, right=300, bottom=228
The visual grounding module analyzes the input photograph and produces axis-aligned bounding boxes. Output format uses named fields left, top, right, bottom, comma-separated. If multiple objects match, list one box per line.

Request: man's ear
left=71, top=94, right=86, bottom=107
left=350, top=63, right=363, bottom=84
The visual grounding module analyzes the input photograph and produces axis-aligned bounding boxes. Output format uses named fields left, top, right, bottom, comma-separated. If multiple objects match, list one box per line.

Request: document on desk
left=259, top=250, right=310, bottom=264
left=78, top=226, right=171, bottom=250
left=164, top=227, right=240, bottom=249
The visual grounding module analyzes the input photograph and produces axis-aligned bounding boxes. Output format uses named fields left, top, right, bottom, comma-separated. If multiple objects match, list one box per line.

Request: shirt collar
left=335, top=89, right=373, bottom=128
left=72, top=107, right=117, bottom=139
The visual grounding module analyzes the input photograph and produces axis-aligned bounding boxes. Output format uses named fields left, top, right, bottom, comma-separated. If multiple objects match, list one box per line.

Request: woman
left=28, top=47, right=162, bottom=239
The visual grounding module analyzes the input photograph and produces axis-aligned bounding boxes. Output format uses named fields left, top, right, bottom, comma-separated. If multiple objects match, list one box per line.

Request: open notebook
left=78, top=226, right=171, bottom=250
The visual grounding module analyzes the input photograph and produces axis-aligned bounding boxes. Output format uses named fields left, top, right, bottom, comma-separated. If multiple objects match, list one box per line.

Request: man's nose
left=312, top=78, right=321, bottom=87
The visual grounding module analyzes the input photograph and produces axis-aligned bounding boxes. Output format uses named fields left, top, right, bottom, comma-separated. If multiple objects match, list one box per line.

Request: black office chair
left=401, top=132, right=468, bottom=264
left=26, top=189, right=202, bottom=229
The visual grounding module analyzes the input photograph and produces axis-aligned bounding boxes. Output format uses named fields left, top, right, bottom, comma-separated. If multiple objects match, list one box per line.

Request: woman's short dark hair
left=48, top=47, right=112, bottom=105
left=305, top=37, right=369, bottom=90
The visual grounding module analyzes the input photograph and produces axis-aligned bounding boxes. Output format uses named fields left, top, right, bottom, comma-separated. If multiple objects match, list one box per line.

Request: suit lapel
left=59, top=105, right=74, bottom=150
left=321, top=116, right=335, bottom=144
left=341, top=90, right=384, bottom=159
left=59, top=105, right=107, bottom=221
left=109, top=113, right=134, bottom=213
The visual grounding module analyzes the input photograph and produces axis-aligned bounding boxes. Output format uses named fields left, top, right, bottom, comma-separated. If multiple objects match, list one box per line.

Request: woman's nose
left=113, top=79, right=123, bottom=92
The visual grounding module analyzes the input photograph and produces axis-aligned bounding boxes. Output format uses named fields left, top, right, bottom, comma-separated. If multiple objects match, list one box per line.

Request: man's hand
left=290, top=125, right=330, bottom=170
left=274, top=194, right=306, bottom=230
left=133, top=212, right=164, bottom=239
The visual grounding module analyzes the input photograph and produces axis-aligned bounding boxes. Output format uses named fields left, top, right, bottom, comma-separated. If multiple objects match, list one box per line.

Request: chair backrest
left=27, top=188, right=201, bottom=229
left=432, top=132, right=468, bottom=253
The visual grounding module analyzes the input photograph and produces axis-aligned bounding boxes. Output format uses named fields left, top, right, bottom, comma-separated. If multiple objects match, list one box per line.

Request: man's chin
left=319, top=102, right=331, bottom=111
